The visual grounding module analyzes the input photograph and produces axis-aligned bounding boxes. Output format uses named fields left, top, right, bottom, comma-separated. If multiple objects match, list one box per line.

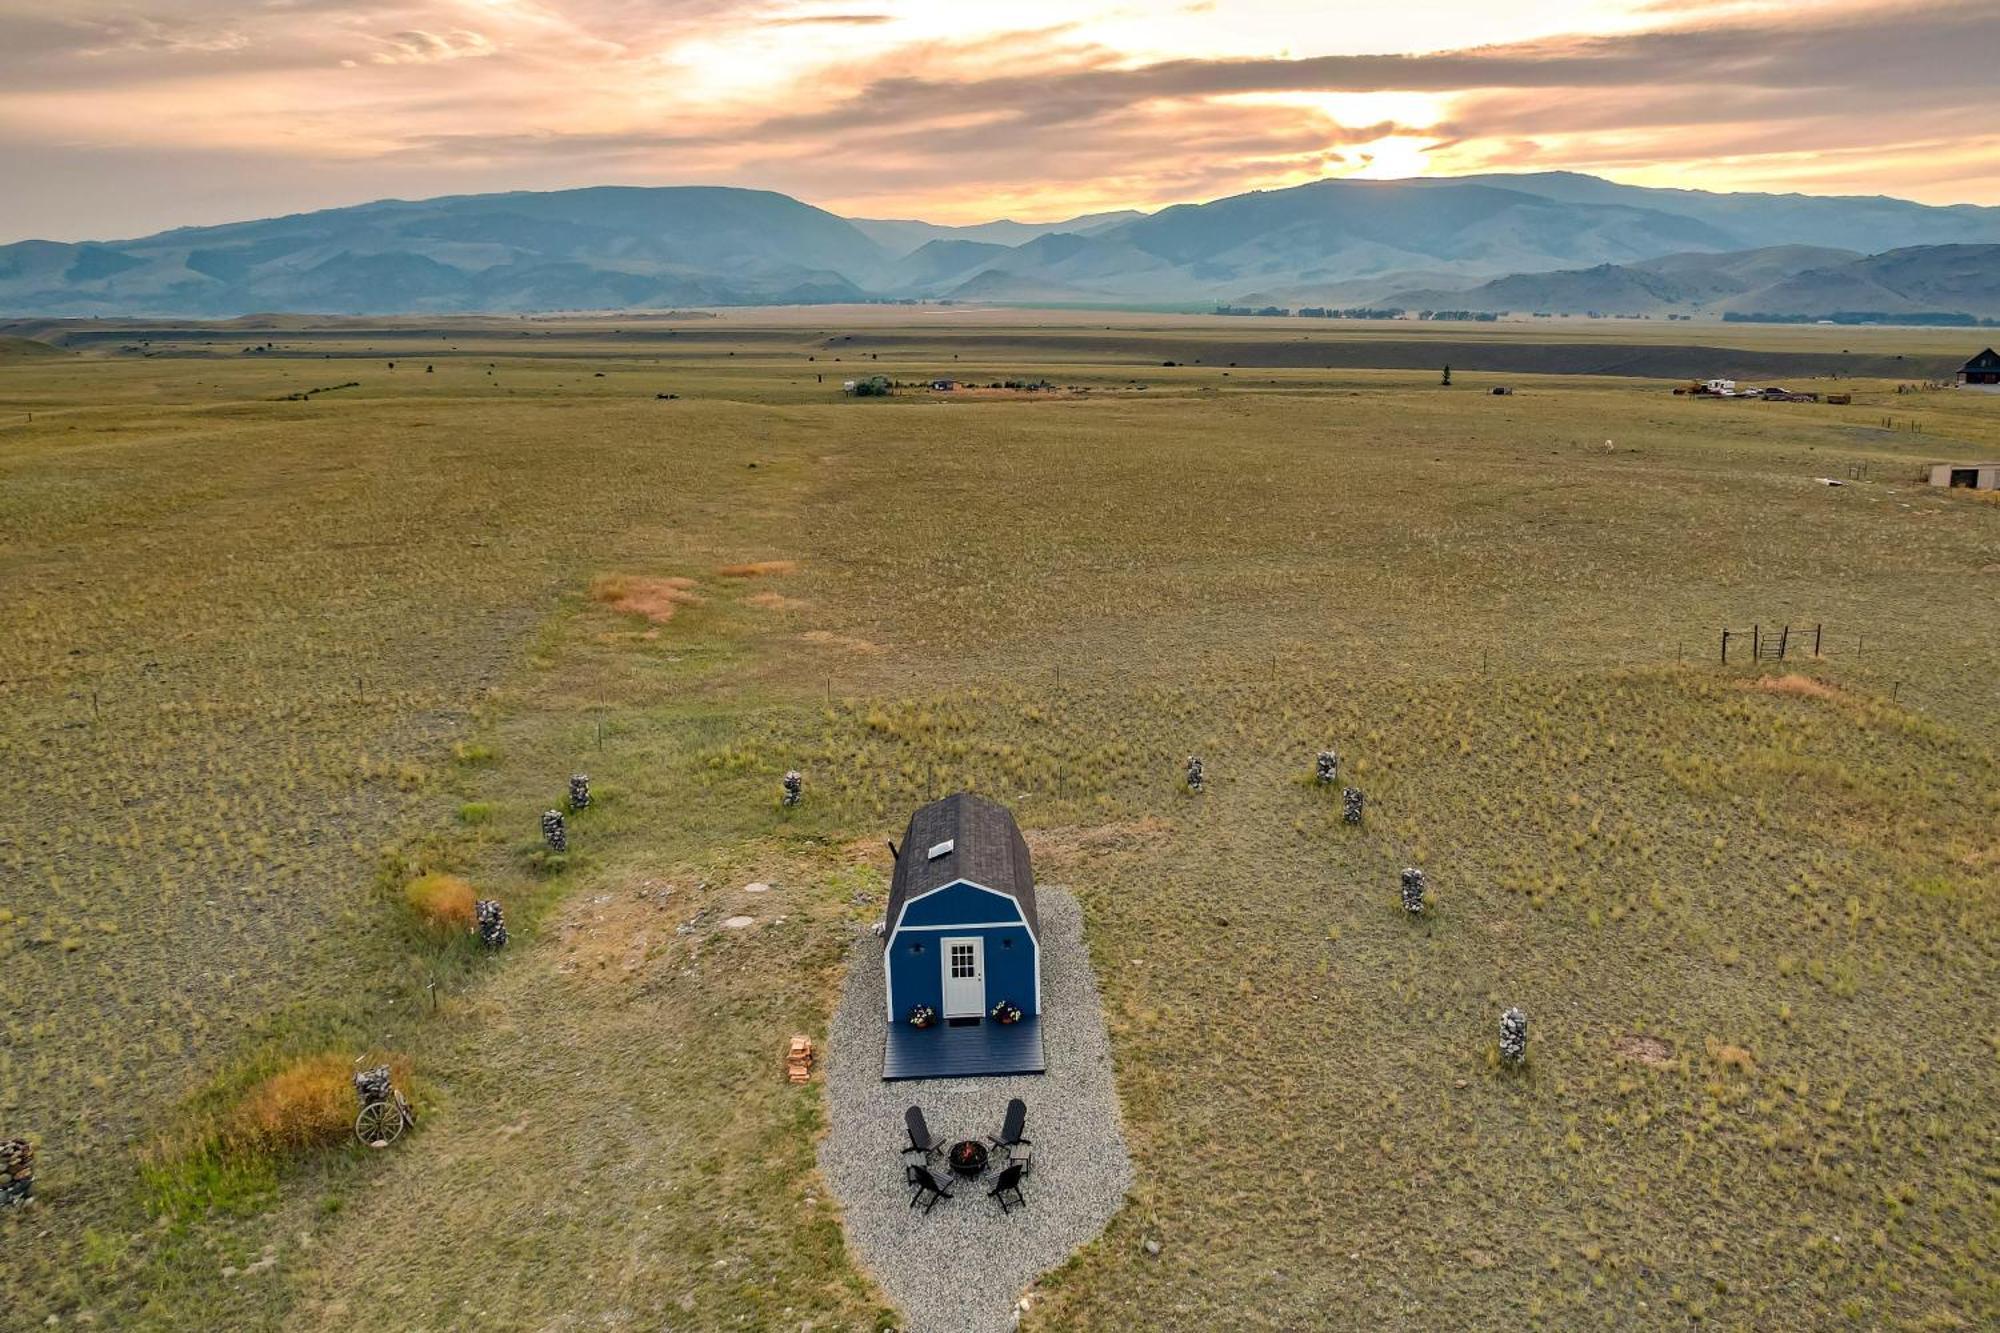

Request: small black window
left=1001, top=937, right=1013, bottom=949
left=909, top=941, right=923, bottom=955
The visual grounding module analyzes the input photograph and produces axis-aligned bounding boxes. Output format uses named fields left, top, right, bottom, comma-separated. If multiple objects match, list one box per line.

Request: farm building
left=1926, top=461, right=2000, bottom=490
left=1957, top=348, right=2000, bottom=390
left=880, top=792, right=1045, bottom=1080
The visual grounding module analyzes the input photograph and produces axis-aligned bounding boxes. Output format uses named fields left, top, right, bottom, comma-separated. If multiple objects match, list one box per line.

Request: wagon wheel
left=355, top=1100, right=405, bottom=1148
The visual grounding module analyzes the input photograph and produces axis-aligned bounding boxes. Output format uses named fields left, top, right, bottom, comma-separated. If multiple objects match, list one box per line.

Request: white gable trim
left=883, top=877, right=1042, bottom=1022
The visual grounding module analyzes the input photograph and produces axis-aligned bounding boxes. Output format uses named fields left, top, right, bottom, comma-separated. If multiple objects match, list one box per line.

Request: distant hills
left=3, top=173, right=1998, bottom=319
left=1385, top=244, right=2000, bottom=319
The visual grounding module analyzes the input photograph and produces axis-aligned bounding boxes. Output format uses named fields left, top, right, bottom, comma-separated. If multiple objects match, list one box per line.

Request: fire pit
left=946, top=1139, right=989, bottom=1180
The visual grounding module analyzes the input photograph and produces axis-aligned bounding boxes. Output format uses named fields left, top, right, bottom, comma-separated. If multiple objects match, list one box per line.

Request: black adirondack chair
left=903, top=1105, right=945, bottom=1164
left=907, top=1163, right=955, bottom=1213
left=985, top=1097, right=1032, bottom=1174
left=988, top=1161, right=1027, bottom=1214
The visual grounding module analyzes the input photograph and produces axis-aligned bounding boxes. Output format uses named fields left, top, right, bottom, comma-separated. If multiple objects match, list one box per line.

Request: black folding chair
left=985, top=1096, right=1032, bottom=1175
left=907, top=1163, right=955, bottom=1213
left=903, top=1105, right=945, bottom=1165
left=988, top=1161, right=1027, bottom=1214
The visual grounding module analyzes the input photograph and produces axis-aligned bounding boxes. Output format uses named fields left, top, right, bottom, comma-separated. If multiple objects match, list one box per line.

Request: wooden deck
left=882, top=1016, right=1046, bottom=1081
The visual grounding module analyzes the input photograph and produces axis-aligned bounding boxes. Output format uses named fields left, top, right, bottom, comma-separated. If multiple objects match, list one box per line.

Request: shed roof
left=884, top=793, right=1036, bottom=940
left=1963, top=347, right=2000, bottom=370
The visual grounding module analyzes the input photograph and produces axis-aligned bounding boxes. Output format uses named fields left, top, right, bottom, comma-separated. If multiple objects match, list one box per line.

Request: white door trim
left=939, top=936, right=986, bottom=1019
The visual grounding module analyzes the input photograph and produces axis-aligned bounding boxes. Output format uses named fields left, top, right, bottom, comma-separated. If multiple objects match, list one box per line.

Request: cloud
left=765, top=13, right=894, bottom=25
left=1, top=0, right=1996, bottom=241
left=369, top=29, right=498, bottom=65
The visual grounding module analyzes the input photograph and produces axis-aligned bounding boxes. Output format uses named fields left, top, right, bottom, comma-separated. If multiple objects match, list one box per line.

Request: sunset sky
left=2, top=0, right=1995, bottom=243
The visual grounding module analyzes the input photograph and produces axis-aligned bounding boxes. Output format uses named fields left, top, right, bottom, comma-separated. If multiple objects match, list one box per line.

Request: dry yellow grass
left=221, top=1054, right=408, bottom=1155
left=744, top=589, right=806, bottom=611
left=590, top=573, right=703, bottom=621
left=1741, top=673, right=1845, bottom=701
left=717, top=559, right=799, bottom=577
left=1705, top=1038, right=1758, bottom=1072
left=404, top=872, right=477, bottom=931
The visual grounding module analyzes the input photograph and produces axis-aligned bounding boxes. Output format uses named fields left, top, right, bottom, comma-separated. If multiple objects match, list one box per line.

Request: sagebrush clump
left=404, top=872, right=477, bottom=930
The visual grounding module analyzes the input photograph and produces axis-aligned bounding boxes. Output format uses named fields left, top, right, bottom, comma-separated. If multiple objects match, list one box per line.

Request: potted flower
left=908, top=1004, right=937, bottom=1029
left=990, top=999, right=1022, bottom=1025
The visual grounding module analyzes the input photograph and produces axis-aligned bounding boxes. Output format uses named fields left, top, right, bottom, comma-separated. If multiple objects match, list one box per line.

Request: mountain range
left=3, top=173, right=1998, bottom=319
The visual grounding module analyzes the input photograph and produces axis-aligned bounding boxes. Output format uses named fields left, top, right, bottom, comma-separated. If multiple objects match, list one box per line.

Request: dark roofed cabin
left=880, top=793, right=1045, bottom=1080
left=1959, top=348, right=2000, bottom=388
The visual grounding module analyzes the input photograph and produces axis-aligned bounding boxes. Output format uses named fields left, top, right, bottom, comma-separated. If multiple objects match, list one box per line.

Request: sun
left=1348, top=135, right=1439, bottom=180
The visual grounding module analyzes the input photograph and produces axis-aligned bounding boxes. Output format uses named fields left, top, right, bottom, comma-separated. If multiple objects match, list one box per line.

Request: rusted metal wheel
left=355, top=1100, right=404, bottom=1148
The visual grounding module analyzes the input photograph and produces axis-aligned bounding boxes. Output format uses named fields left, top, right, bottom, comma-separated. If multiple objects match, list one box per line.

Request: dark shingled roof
left=883, top=793, right=1036, bottom=942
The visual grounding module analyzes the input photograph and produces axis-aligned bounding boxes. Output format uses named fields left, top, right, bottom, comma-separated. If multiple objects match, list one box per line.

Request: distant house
left=929, top=378, right=959, bottom=391
left=1957, top=348, right=2000, bottom=390
left=1926, top=461, right=2000, bottom=490
left=880, top=793, right=1044, bottom=1080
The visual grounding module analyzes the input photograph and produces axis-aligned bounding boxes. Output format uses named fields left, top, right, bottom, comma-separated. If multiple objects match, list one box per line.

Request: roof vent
left=927, top=839, right=955, bottom=860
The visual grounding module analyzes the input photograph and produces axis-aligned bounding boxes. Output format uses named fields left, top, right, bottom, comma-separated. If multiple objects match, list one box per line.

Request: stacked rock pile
left=541, top=809, right=567, bottom=854
left=1343, top=787, right=1365, bottom=825
left=1400, top=867, right=1427, bottom=915
left=1316, top=750, right=1339, bottom=785
left=782, top=770, right=803, bottom=807
left=352, top=1065, right=393, bottom=1108
left=1185, top=755, right=1204, bottom=793
left=1500, top=1008, right=1528, bottom=1065
left=0, top=1138, right=31, bottom=1205
left=569, top=774, right=591, bottom=810
left=476, top=899, right=508, bottom=950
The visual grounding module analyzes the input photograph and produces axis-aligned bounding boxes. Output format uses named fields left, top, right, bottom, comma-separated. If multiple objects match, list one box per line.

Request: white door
left=940, top=937, right=986, bottom=1019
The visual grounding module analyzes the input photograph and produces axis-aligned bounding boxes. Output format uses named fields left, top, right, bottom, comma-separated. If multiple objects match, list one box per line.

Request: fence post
left=1752, top=624, right=1760, bottom=660
left=1720, top=629, right=1729, bottom=664
left=1813, top=624, right=1822, bottom=658
left=1777, top=625, right=1788, bottom=660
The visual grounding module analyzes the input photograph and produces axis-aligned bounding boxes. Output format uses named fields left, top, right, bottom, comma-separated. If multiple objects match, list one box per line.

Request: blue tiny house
left=880, top=793, right=1046, bottom=1080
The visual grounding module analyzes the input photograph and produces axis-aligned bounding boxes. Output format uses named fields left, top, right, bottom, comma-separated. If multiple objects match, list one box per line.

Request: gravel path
left=819, top=887, right=1133, bottom=1333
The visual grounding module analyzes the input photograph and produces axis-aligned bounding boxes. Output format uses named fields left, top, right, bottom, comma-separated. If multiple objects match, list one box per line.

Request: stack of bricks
left=541, top=809, right=567, bottom=854
left=1500, top=1008, right=1528, bottom=1065
left=476, top=899, right=508, bottom=950
left=786, top=1036, right=813, bottom=1084
left=352, top=1065, right=393, bottom=1109
left=0, top=1138, right=31, bottom=1206
left=1343, top=787, right=1365, bottom=825
left=1400, top=867, right=1428, bottom=916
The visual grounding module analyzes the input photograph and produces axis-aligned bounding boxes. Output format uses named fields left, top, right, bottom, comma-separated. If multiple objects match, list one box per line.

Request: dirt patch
left=1741, top=674, right=1844, bottom=702
left=591, top=574, right=703, bottom=623
left=717, top=559, right=798, bottom=578
left=745, top=589, right=807, bottom=611
left=1612, top=1034, right=1675, bottom=1067
left=1028, top=818, right=1174, bottom=874
left=800, top=629, right=883, bottom=654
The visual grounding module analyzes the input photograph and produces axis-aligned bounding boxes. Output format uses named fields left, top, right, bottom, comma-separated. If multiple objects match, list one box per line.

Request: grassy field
left=1, top=315, right=1995, bottom=1330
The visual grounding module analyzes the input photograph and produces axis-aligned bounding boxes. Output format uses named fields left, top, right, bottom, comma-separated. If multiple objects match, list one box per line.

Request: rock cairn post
left=352, top=1065, right=392, bottom=1109
left=782, top=770, right=803, bottom=808
left=475, top=899, right=508, bottom=950
left=1316, top=750, right=1339, bottom=786
left=1185, top=755, right=1205, bottom=793
left=568, top=774, right=591, bottom=810
left=1500, top=1007, right=1528, bottom=1066
left=0, top=1138, right=31, bottom=1206
left=1400, top=866, right=1427, bottom=916
left=1343, top=787, right=1365, bottom=825
left=541, top=809, right=567, bottom=854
